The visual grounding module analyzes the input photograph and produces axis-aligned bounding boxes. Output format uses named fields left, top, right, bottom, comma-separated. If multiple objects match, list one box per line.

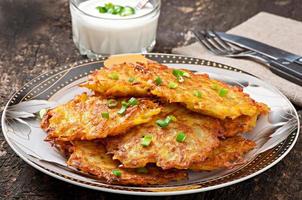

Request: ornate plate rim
left=1, top=53, right=300, bottom=196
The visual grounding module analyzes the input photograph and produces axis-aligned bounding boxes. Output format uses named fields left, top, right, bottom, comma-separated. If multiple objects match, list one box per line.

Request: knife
left=215, top=32, right=302, bottom=86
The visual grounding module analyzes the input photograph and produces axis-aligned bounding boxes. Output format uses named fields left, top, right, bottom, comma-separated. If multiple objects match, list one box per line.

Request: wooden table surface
left=0, top=0, right=301, bottom=199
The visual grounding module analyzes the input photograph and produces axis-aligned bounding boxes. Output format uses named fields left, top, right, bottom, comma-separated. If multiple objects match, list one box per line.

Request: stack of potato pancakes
left=41, top=55, right=269, bottom=185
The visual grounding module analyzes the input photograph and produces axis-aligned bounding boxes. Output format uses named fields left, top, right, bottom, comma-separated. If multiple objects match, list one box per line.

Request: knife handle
left=294, top=57, right=302, bottom=66
left=268, top=60, right=302, bottom=86
left=246, top=52, right=302, bottom=86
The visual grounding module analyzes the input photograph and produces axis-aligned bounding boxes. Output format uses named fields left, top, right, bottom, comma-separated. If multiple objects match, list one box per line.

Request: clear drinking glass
left=70, top=0, right=161, bottom=58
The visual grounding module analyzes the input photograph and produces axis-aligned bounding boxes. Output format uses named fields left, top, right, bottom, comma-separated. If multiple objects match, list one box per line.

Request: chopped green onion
left=128, top=97, right=138, bottom=106
left=156, top=115, right=175, bottom=128
left=112, top=169, right=122, bottom=177
left=120, top=6, right=135, bottom=16
left=105, top=3, right=114, bottom=9
left=141, top=135, right=153, bottom=147
left=113, top=5, right=123, bottom=14
left=172, top=69, right=190, bottom=82
left=96, top=6, right=107, bottom=13
left=156, top=119, right=168, bottom=128
left=172, top=69, right=181, bottom=76
left=107, top=99, right=118, bottom=108
left=108, top=72, right=119, bottom=80
left=167, top=115, right=176, bottom=122
left=117, top=105, right=127, bottom=115
left=176, top=132, right=186, bottom=142
left=211, top=83, right=219, bottom=90
left=183, top=71, right=190, bottom=77
left=172, top=69, right=185, bottom=77
left=39, top=109, right=47, bottom=119
left=177, top=76, right=184, bottom=83
left=128, top=77, right=136, bottom=83
left=154, top=76, right=162, bottom=85
left=168, top=82, right=178, bottom=89
left=101, top=112, right=109, bottom=119
left=137, top=167, right=148, bottom=174
left=121, top=100, right=129, bottom=107
left=193, top=90, right=202, bottom=98
left=96, top=3, right=135, bottom=16
left=117, top=97, right=139, bottom=115
left=219, top=88, right=228, bottom=97
left=106, top=7, right=115, bottom=14
left=100, top=3, right=114, bottom=14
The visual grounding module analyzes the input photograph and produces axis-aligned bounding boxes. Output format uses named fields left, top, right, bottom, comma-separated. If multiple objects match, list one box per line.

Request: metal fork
left=193, top=30, right=271, bottom=64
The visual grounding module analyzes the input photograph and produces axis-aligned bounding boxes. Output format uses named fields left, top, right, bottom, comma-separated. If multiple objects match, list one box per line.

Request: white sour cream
left=70, top=0, right=160, bottom=56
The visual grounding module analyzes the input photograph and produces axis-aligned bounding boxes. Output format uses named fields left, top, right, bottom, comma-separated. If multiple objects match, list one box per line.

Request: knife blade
left=215, top=32, right=302, bottom=65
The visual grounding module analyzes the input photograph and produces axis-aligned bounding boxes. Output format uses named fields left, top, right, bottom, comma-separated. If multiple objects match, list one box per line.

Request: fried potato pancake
left=82, top=60, right=269, bottom=120
left=191, top=136, right=256, bottom=171
left=50, top=140, right=73, bottom=157
left=106, top=105, right=221, bottom=170
left=41, top=93, right=161, bottom=141
left=221, top=102, right=269, bottom=137
left=67, top=141, right=187, bottom=185
left=221, top=114, right=258, bottom=137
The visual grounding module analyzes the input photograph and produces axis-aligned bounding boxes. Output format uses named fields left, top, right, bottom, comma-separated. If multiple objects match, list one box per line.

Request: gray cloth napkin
left=172, top=12, right=302, bottom=107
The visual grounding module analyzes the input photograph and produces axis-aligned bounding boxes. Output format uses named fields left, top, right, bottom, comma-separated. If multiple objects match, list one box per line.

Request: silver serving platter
left=1, top=53, right=300, bottom=196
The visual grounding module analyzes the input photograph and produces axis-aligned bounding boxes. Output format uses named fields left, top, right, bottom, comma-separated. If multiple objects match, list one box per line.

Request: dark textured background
left=0, top=0, right=301, bottom=199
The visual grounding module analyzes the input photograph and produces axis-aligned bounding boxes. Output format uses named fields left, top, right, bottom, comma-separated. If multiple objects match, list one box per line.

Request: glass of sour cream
left=70, top=0, right=161, bottom=57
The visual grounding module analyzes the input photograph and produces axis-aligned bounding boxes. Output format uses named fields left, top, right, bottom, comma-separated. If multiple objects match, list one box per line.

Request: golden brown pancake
left=191, top=136, right=256, bottom=171
left=67, top=141, right=187, bottom=185
left=106, top=104, right=221, bottom=170
left=82, top=60, right=269, bottom=120
left=41, top=93, right=161, bottom=141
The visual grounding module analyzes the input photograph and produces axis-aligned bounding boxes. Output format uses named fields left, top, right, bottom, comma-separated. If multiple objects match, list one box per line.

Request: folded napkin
left=173, top=12, right=302, bottom=107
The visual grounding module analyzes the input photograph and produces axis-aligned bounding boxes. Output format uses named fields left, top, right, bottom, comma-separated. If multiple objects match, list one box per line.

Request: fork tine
left=210, top=31, right=246, bottom=53
left=195, top=30, right=252, bottom=58
left=193, top=31, right=218, bottom=53
left=202, top=31, right=228, bottom=55
left=204, top=30, right=231, bottom=53
left=210, top=31, right=234, bottom=50
left=194, top=31, right=223, bottom=55
left=199, top=30, right=220, bottom=52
